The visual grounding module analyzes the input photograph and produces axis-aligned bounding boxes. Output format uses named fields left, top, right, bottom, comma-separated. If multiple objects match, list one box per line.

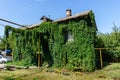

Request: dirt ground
left=0, top=63, right=5, bottom=69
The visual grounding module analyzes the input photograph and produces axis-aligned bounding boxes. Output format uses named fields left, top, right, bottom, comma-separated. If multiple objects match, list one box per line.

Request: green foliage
left=0, top=36, right=6, bottom=50
left=5, top=65, right=12, bottom=71
left=97, top=25, right=120, bottom=62
left=5, top=11, right=96, bottom=71
left=3, top=76, right=15, bottom=80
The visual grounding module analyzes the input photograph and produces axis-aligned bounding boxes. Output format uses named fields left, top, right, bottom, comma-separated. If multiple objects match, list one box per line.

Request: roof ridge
left=54, top=10, right=92, bottom=22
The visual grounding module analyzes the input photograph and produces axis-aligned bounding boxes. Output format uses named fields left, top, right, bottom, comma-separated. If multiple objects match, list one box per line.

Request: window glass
left=67, top=31, right=73, bottom=42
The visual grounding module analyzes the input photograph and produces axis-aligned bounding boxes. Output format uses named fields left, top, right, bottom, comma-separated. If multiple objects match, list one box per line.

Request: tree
left=96, top=24, right=120, bottom=62
left=0, top=36, right=6, bottom=50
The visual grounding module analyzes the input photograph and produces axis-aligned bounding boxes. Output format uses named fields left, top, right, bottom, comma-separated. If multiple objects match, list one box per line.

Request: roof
left=23, top=16, right=52, bottom=29
left=24, top=10, right=92, bottom=29
left=40, top=16, right=53, bottom=22
left=21, top=23, right=41, bottom=29
left=54, top=10, right=92, bottom=22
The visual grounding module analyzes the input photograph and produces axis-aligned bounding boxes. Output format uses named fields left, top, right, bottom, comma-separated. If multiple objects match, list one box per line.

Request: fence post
left=100, top=49, right=103, bottom=68
left=36, top=52, right=42, bottom=69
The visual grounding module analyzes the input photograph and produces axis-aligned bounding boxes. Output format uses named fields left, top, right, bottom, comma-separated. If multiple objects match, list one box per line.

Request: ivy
left=5, top=11, right=96, bottom=71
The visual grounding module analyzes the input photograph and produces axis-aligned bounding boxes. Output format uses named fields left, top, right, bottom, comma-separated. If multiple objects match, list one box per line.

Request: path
left=0, top=64, right=5, bottom=69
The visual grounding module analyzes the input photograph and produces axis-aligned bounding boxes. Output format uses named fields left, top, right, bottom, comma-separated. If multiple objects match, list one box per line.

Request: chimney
left=66, top=9, right=72, bottom=17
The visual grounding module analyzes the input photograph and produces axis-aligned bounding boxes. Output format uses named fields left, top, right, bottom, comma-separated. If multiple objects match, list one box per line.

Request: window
left=65, top=30, right=74, bottom=42
left=64, top=30, right=74, bottom=43
left=67, top=31, right=73, bottom=41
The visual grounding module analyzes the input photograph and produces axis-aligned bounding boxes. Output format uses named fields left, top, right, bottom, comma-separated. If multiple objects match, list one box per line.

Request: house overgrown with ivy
left=5, top=9, right=97, bottom=71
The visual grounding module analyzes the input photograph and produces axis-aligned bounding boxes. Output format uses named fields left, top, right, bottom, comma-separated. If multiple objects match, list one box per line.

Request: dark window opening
left=65, top=30, right=74, bottom=43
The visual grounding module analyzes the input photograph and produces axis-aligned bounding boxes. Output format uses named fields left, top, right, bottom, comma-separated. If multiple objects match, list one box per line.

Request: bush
left=5, top=65, right=15, bottom=71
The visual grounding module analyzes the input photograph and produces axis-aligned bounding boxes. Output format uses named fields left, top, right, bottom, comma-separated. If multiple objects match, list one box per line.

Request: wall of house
left=50, top=18, right=96, bottom=71
left=5, top=11, right=97, bottom=71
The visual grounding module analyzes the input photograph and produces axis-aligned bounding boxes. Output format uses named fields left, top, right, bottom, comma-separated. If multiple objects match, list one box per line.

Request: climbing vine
left=5, top=11, right=96, bottom=71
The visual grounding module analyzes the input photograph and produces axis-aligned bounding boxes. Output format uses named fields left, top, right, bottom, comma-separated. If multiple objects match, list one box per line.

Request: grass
left=0, top=63, right=120, bottom=80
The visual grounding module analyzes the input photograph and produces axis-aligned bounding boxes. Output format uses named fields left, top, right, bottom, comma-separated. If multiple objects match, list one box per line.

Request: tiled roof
left=24, top=10, right=92, bottom=29
left=54, top=10, right=92, bottom=22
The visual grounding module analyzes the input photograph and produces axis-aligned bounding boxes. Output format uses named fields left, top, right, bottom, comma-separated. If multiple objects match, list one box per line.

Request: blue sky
left=0, top=0, right=120, bottom=37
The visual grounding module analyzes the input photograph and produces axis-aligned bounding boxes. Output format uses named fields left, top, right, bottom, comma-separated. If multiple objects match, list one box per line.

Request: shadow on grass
left=96, top=61, right=110, bottom=70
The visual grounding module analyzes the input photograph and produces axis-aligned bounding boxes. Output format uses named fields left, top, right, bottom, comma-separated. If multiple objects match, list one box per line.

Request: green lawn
left=0, top=63, right=120, bottom=80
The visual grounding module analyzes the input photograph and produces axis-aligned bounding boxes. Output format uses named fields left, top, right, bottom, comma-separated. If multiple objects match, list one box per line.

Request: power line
left=0, top=18, right=25, bottom=27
